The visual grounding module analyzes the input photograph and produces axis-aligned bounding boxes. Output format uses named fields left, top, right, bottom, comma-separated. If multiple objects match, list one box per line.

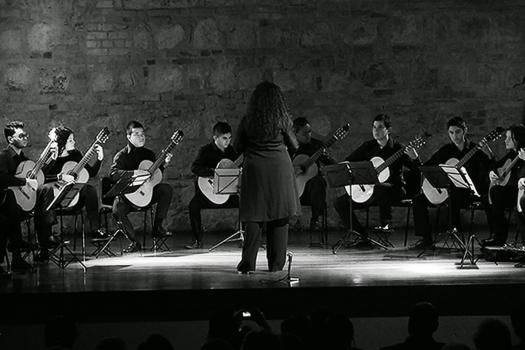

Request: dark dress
left=234, top=116, right=300, bottom=272
left=235, top=117, right=300, bottom=222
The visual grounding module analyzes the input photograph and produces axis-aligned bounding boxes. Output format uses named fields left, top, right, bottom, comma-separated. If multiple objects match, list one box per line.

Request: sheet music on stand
left=440, top=164, right=480, bottom=197
left=322, top=161, right=387, bottom=252
left=213, top=168, right=241, bottom=195
left=104, top=171, right=151, bottom=200
left=419, top=164, right=480, bottom=268
left=209, top=168, right=243, bottom=252
left=46, top=183, right=85, bottom=211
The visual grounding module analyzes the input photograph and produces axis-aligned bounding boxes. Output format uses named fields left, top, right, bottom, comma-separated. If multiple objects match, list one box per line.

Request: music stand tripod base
left=208, top=167, right=244, bottom=252
left=322, top=161, right=388, bottom=254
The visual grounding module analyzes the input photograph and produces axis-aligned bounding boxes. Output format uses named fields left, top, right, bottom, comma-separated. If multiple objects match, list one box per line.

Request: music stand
left=94, top=172, right=150, bottom=258
left=46, top=183, right=87, bottom=270
left=209, top=168, right=243, bottom=252
left=323, top=161, right=387, bottom=254
left=418, top=165, right=480, bottom=268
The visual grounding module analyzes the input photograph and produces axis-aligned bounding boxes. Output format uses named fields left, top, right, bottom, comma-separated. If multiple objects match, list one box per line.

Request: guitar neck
left=69, top=143, right=97, bottom=176
left=149, top=141, right=176, bottom=173
left=500, top=155, right=520, bottom=177
left=456, top=145, right=479, bottom=169
left=376, top=147, right=406, bottom=173
left=30, top=140, right=54, bottom=178
left=300, top=136, right=337, bottom=168
left=232, top=154, right=244, bottom=167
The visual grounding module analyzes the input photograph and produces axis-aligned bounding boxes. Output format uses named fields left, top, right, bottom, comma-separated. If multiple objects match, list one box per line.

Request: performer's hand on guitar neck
left=164, top=152, right=173, bottom=165
left=518, top=148, right=525, bottom=161
left=49, top=141, right=59, bottom=160
left=93, top=144, right=104, bottom=160
left=479, top=142, right=495, bottom=159
left=404, top=146, right=419, bottom=160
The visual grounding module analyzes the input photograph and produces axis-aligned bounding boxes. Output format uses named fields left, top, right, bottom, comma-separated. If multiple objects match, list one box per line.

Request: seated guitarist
left=482, top=125, right=525, bottom=247
left=34, top=126, right=104, bottom=261
left=412, top=117, right=493, bottom=249
left=186, top=122, right=239, bottom=249
left=0, top=121, right=38, bottom=274
left=333, top=114, right=420, bottom=247
left=292, top=117, right=335, bottom=231
left=110, top=121, right=173, bottom=253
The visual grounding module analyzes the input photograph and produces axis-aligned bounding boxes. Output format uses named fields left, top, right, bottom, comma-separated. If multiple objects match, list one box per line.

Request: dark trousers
left=0, top=190, right=24, bottom=262
left=112, top=183, right=173, bottom=241
left=489, top=185, right=517, bottom=243
left=334, top=183, right=404, bottom=236
left=517, top=194, right=525, bottom=244
left=188, top=191, right=239, bottom=243
left=35, top=183, right=100, bottom=243
left=299, top=175, right=326, bottom=222
left=412, top=188, right=488, bottom=241
left=238, top=217, right=289, bottom=272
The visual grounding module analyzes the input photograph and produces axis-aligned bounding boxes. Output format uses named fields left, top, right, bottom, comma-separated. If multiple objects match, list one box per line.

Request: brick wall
left=1, top=0, right=524, bottom=231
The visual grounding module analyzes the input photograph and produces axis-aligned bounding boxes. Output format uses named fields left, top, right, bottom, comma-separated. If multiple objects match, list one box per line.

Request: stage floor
left=2, top=230, right=525, bottom=323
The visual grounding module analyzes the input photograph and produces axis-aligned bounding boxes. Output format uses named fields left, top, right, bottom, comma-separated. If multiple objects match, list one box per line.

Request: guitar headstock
left=333, top=123, right=350, bottom=141
left=480, top=127, right=505, bottom=146
left=170, top=129, right=184, bottom=145
left=95, top=127, right=111, bottom=144
left=408, top=132, right=431, bottom=150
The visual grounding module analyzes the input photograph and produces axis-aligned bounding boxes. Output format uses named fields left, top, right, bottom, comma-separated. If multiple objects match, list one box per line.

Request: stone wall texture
left=1, top=0, right=524, bottom=231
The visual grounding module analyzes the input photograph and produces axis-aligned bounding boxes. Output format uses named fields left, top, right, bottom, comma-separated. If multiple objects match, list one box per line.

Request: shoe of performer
left=153, top=227, right=173, bottom=238
left=185, top=240, right=202, bottom=249
left=237, top=261, right=254, bottom=274
left=123, top=241, right=141, bottom=253
left=373, top=223, right=394, bottom=232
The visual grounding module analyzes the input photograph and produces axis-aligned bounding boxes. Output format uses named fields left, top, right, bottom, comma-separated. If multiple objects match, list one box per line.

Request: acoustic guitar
left=50, top=128, right=110, bottom=209
left=293, top=123, right=350, bottom=196
left=9, top=135, right=56, bottom=212
left=346, top=133, right=430, bottom=203
left=422, top=127, right=505, bottom=205
left=488, top=153, right=521, bottom=204
left=197, top=154, right=244, bottom=205
left=124, top=130, right=184, bottom=208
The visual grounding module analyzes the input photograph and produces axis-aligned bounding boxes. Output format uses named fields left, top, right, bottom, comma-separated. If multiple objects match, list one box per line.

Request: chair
left=305, top=204, right=328, bottom=248
left=96, top=177, right=156, bottom=256
left=49, top=205, right=86, bottom=269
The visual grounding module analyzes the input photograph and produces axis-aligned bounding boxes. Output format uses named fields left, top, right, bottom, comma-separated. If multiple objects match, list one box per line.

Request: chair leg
left=404, top=206, right=411, bottom=247
left=142, top=211, right=147, bottom=249
left=73, top=214, right=78, bottom=251
left=81, top=211, right=85, bottom=262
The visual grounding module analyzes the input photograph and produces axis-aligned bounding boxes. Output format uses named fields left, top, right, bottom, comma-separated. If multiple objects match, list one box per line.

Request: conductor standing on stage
left=235, top=82, right=301, bottom=274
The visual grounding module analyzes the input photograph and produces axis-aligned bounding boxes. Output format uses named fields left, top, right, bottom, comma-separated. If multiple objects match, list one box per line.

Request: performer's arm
left=0, top=152, right=25, bottom=188
left=191, top=146, right=215, bottom=177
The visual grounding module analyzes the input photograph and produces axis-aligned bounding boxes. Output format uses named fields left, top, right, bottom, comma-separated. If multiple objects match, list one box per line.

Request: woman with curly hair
left=235, top=81, right=300, bottom=273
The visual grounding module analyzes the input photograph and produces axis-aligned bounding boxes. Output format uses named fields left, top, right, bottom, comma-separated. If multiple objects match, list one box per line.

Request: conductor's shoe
left=185, top=240, right=202, bottom=249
